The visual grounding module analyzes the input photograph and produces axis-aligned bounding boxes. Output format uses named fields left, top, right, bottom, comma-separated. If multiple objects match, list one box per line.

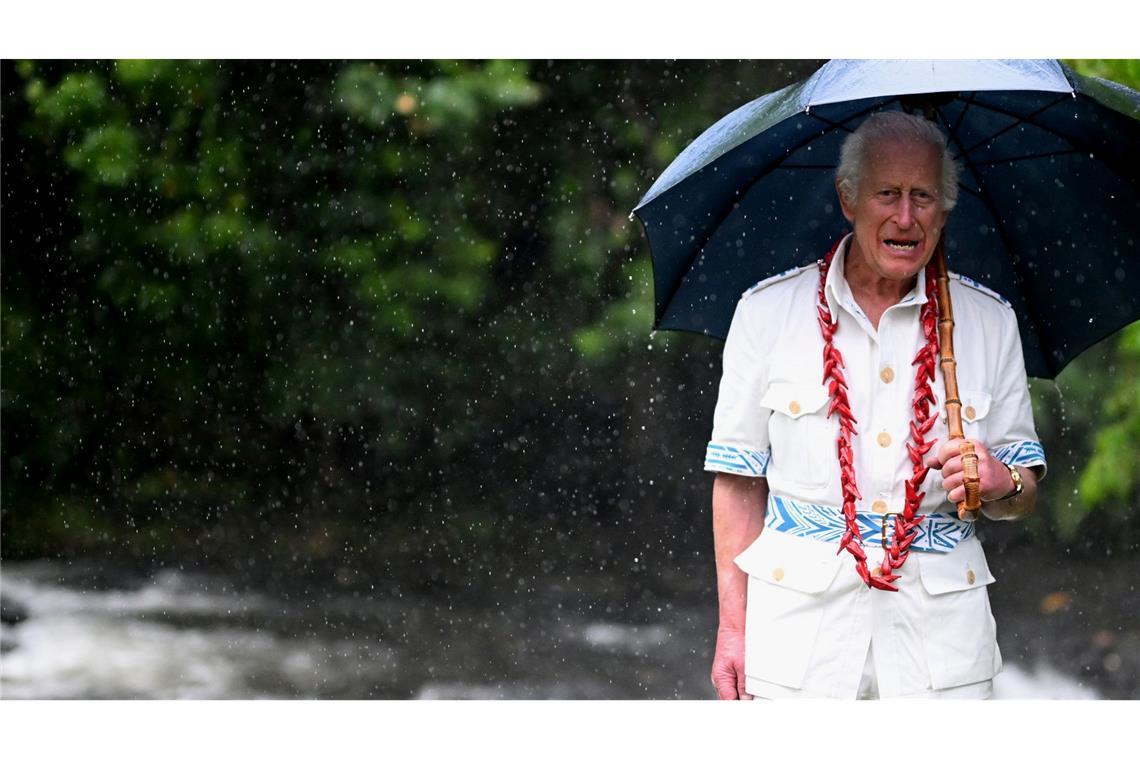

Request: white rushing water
left=1, top=561, right=399, bottom=699
left=0, top=561, right=1101, bottom=700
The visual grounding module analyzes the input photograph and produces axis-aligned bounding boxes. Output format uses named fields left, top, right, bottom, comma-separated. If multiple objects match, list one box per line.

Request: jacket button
left=880, top=367, right=895, bottom=383
left=872, top=500, right=888, bottom=514
left=965, top=406, right=976, bottom=421
left=788, top=401, right=801, bottom=415
left=772, top=568, right=785, bottom=582
left=966, top=569, right=976, bottom=585
left=877, top=431, right=892, bottom=447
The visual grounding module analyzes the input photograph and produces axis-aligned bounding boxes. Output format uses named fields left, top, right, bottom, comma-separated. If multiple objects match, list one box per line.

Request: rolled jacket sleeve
left=705, top=297, right=772, bottom=477
left=985, top=306, right=1047, bottom=477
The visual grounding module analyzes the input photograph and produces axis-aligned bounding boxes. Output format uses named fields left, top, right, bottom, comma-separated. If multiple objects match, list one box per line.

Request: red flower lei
left=816, top=237, right=940, bottom=592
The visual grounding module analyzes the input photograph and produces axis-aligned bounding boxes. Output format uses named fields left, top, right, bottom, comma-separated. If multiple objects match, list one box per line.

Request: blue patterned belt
left=765, top=494, right=975, bottom=553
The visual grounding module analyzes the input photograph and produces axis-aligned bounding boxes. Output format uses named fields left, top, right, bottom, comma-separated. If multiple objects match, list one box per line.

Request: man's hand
left=925, top=438, right=1038, bottom=520
left=712, top=626, right=751, bottom=700
left=710, top=473, right=767, bottom=700
left=925, top=438, right=1012, bottom=504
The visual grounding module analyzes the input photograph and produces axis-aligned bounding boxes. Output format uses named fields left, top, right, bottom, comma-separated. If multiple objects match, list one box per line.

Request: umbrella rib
left=957, top=94, right=1140, bottom=192
left=936, top=106, right=1055, bottom=376
left=957, top=93, right=1073, bottom=158
left=968, top=148, right=1081, bottom=167
left=954, top=183, right=984, bottom=201
left=946, top=92, right=978, bottom=147
left=803, top=111, right=860, bottom=134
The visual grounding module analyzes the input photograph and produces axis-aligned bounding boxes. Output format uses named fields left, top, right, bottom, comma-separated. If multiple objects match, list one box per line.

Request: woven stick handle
left=933, top=241, right=982, bottom=520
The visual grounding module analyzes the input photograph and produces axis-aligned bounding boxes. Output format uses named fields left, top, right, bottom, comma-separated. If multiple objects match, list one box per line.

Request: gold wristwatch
left=995, top=463, right=1024, bottom=501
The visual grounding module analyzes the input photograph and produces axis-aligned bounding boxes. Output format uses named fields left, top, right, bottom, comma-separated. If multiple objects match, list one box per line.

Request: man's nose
left=895, top=196, right=915, bottom=228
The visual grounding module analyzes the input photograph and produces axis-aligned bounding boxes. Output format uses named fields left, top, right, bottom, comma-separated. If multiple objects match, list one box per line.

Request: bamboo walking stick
left=933, top=238, right=983, bottom=520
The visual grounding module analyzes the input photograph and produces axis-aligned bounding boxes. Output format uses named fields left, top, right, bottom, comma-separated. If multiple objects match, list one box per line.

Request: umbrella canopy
left=632, top=59, right=1140, bottom=379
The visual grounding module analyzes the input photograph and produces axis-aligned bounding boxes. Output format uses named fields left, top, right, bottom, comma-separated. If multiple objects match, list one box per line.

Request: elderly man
left=705, top=111, right=1046, bottom=700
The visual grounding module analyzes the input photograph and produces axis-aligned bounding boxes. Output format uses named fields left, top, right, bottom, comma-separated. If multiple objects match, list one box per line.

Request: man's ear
left=835, top=179, right=855, bottom=223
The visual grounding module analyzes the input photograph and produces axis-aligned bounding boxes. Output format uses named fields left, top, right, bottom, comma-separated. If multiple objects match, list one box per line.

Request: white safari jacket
left=705, top=235, right=1046, bottom=698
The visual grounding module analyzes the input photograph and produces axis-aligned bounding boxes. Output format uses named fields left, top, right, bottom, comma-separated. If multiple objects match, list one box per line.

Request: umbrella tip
left=628, top=211, right=636, bottom=222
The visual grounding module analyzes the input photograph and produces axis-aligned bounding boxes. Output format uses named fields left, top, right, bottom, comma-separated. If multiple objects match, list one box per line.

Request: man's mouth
left=883, top=238, right=921, bottom=252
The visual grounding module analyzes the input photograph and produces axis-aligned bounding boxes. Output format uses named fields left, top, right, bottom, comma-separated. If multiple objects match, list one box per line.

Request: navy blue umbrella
left=632, top=59, right=1140, bottom=379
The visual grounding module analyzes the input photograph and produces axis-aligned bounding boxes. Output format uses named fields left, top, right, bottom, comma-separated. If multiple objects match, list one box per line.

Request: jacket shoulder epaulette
left=949, top=272, right=1012, bottom=309
left=741, top=262, right=818, bottom=299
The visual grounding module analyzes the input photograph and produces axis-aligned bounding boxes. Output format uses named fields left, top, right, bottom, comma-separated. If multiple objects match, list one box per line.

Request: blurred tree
left=3, top=60, right=554, bottom=563
left=1032, top=59, right=1140, bottom=545
left=1075, top=324, right=1140, bottom=513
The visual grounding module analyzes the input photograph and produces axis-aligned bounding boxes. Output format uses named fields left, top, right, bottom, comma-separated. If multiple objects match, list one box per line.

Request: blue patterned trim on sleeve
left=991, top=440, right=1046, bottom=468
left=705, top=443, right=770, bottom=477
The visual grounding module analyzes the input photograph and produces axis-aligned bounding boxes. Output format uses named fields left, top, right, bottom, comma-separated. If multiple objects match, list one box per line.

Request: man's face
left=837, top=137, right=950, bottom=284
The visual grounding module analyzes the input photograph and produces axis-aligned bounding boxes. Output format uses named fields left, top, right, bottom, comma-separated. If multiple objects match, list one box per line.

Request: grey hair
left=836, top=111, right=960, bottom=212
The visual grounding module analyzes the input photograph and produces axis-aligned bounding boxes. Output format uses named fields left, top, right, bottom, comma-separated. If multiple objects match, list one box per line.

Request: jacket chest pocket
left=934, top=387, right=998, bottom=464
left=936, top=388, right=993, bottom=440
left=760, top=382, right=834, bottom=490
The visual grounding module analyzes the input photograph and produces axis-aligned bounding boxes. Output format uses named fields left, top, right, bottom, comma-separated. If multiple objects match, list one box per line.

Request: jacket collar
left=823, top=233, right=928, bottom=325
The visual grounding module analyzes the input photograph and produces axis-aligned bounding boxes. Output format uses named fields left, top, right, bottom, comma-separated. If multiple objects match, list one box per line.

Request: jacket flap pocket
left=759, top=382, right=829, bottom=419
left=939, top=389, right=993, bottom=422
left=918, top=537, right=996, bottom=595
left=734, top=530, right=844, bottom=594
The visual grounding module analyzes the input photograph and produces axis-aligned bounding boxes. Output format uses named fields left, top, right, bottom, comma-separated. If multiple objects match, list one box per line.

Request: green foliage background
left=2, top=60, right=1137, bottom=581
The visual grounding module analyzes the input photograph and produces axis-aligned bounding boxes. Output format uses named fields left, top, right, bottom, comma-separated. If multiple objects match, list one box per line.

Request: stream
left=3, top=553, right=1123, bottom=699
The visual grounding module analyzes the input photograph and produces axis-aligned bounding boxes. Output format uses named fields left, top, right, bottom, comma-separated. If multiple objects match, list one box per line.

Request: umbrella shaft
left=934, top=240, right=983, bottom=517
left=934, top=241, right=964, bottom=439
